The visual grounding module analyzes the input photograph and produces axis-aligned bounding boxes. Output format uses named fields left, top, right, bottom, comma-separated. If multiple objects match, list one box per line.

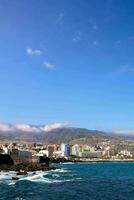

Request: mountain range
left=0, top=123, right=133, bottom=144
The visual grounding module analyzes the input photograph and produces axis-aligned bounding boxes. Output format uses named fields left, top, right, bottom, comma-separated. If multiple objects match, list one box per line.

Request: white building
left=61, top=143, right=70, bottom=157
left=2, top=147, right=11, bottom=155
left=117, top=150, right=133, bottom=158
left=53, top=151, right=63, bottom=158
left=36, top=150, right=49, bottom=157
left=79, top=150, right=103, bottom=158
left=71, top=144, right=80, bottom=157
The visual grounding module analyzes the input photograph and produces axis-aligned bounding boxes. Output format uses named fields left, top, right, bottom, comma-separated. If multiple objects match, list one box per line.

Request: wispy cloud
left=56, top=12, right=64, bottom=24
left=98, top=126, right=134, bottom=135
left=15, top=124, right=40, bottom=133
left=43, top=61, right=55, bottom=70
left=112, top=128, right=134, bottom=135
left=40, top=122, right=69, bottom=132
left=0, top=122, right=69, bottom=133
left=26, top=48, right=42, bottom=56
left=73, top=31, right=82, bottom=42
left=26, top=48, right=55, bottom=70
left=0, top=123, right=15, bottom=132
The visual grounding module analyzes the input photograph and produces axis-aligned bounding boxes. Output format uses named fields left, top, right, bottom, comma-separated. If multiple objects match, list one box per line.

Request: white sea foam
left=0, top=167, right=81, bottom=185
left=18, top=169, right=77, bottom=184
left=52, top=173, right=60, bottom=178
left=19, top=172, right=46, bottom=181
left=0, top=171, right=17, bottom=185
left=18, top=172, right=71, bottom=184
left=62, top=162, right=74, bottom=164
left=54, top=168, right=70, bottom=173
left=0, top=171, right=16, bottom=181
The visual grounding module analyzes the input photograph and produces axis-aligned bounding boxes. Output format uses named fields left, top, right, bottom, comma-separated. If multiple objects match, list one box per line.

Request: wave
left=0, top=168, right=82, bottom=185
left=61, top=162, right=75, bottom=165
left=0, top=171, right=16, bottom=181
left=18, top=171, right=74, bottom=184
left=54, top=168, right=70, bottom=173
left=0, top=171, right=17, bottom=185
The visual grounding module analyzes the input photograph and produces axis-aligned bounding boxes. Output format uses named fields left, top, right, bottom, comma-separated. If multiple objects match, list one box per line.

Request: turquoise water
left=0, top=162, right=134, bottom=200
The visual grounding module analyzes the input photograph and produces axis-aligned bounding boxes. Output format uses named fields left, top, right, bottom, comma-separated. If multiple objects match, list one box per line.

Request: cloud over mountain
left=112, top=128, right=134, bottom=135
left=0, top=122, right=68, bottom=133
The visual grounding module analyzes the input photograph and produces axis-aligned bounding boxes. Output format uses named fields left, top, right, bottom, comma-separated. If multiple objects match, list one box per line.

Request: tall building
left=47, top=145, right=55, bottom=157
left=61, top=143, right=70, bottom=157
left=71, top=144, right=80, bottom=157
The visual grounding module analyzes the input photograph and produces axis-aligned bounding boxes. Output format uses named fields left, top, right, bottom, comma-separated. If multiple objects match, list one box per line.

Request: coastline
left=0, top=163, right=56, bottom=174
left=1, top=158, right=134, bottom=173
left=78, top=158, right=134, bottom=162
left=53, top=158, right=134, bottom=164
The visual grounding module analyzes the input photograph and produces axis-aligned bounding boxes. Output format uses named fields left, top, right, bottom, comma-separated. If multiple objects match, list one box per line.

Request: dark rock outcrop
left=0, top=154, right=14, bottom=165
left=0, top=162, right=55, bottom=172
left=39, top=156, right=49, bottom=166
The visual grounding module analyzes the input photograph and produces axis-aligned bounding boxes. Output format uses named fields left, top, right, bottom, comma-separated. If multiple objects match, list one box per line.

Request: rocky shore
left=0, top=162, right=56, bottom=174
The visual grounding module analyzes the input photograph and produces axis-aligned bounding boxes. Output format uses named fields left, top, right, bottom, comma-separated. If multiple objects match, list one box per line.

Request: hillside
left=0, top=123, right=119, bottom=144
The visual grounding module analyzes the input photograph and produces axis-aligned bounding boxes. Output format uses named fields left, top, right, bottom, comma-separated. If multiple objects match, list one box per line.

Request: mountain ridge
left=0, top=126, right=121, bottom=144
left=0, top=123, right=133, bottom=144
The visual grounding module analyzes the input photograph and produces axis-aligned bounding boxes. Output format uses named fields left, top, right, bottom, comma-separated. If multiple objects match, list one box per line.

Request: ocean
left=0, top=162, right=134, bottom=200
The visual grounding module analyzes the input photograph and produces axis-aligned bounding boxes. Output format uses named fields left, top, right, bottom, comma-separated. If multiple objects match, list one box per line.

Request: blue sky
left=0, top=0, right=134, bottom=129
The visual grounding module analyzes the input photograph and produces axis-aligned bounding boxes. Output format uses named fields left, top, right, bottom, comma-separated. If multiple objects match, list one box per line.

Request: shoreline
left=52, top=159, right=134, bottom=164
left=1, top=159, right=134, bottom=173
left=79, top=159, right=134, bottom=162
left=0, top=163, right=56, bottom=174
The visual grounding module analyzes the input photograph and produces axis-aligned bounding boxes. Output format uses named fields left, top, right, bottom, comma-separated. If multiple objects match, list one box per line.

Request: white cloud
left=0, top=122, right=68, bottom=133
left=95, top=126, right=134, bottom=135
left=0, top=124, right=15, bottom=132
left=14, top=124, right=40, bottom=133
left=43, top=61, right=55, bottom=70
left=40, top=122, right=68, bottom=132
left=112, top=128, right=134, bottom=135
left=26, top=48, right=42, bottom=56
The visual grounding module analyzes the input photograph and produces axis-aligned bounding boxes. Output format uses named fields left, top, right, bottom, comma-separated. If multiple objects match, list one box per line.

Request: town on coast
left=0, top=141, right=134, bottom=170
